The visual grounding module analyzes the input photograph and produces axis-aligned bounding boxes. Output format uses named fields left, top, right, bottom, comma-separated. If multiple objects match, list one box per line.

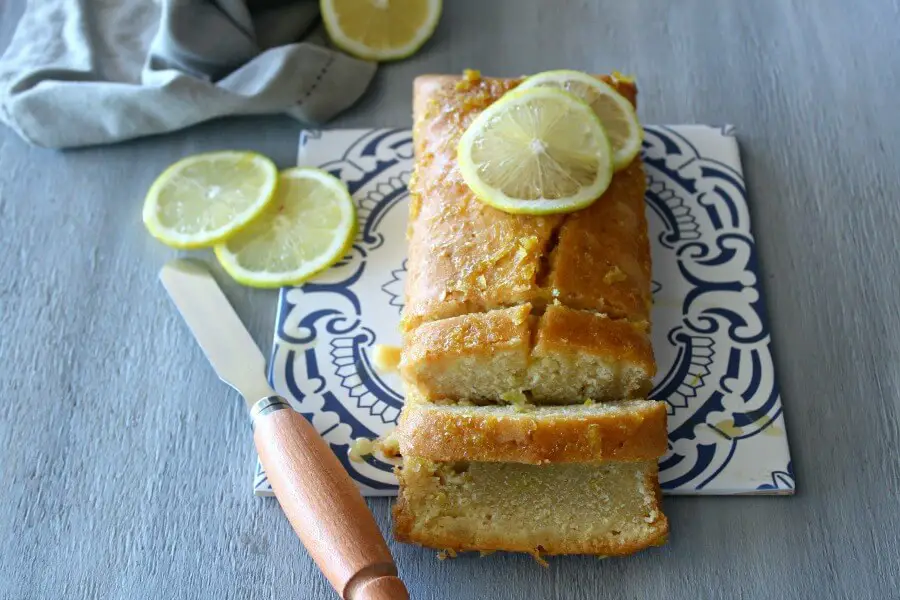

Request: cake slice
left=395, top=398, right=667, bottom=464
left=394, top=457, right=668, bottom=557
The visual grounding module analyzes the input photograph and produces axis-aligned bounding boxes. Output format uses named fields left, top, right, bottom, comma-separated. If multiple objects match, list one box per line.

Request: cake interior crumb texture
left=401, top=304, right=654, bottom=404
left=394, top=458, right=668, bottom=556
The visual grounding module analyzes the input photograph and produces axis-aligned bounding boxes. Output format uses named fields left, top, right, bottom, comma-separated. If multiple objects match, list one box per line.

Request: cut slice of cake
left=394, top=457, right=668, bottom=557
left=395, top=398, right=667, bottom=464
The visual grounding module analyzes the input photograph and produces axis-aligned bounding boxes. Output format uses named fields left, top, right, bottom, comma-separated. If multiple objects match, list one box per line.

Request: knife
left=160, top=259, right=408, bottom=600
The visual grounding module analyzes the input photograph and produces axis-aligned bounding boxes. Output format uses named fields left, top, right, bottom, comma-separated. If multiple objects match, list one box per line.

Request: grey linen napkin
left=0, top=0, right=377, bottom=148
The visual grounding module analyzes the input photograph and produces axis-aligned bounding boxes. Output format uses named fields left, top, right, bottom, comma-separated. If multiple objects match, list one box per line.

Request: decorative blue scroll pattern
left=264, top=129, right=414, bottom=495
left=255, top=126, right=793, bottom=497
left=642, top=126, right=791, bottom=493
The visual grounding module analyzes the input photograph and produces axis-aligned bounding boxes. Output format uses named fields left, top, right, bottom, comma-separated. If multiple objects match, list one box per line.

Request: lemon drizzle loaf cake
left=400, top=74, right=654, bottom=404
left=393, top=73, right=668, bottom=558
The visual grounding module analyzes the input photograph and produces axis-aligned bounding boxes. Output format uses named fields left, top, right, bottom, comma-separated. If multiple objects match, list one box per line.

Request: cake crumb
left=501, top=390, right=533, bottom=413
left=372, top=344, right=401, bottom=374
left=376, top=430, right=401, bottom=459
left=350, top=431, right=401, bottom=462
left=437, top=548, right=458, bottom=560
left=348, top=438, right=375, bottom=463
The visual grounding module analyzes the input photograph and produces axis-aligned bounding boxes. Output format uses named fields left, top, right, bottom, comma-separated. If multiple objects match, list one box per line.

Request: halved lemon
left=457, top=87, right=613, bottom=215
left=214, top=168, right=356, bottom=288
left=142, top=151, right=278, bottom=249
left=517, top=70, right=643, bottom=171
left=321, top=0, right=442, bottom=61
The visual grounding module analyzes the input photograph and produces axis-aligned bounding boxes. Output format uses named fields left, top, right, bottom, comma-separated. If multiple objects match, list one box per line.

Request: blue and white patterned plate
left=255, top=126, right=794, bottom=497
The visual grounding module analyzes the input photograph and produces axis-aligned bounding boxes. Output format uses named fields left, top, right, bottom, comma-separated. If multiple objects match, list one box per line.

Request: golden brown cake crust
left=535, top=304, right=652, bottom=362
left=400, top=305, right=532, bottom=369
left=395, top=400, right=668, bottom=464
left=547, top=159, right=651, bottom=320
left=403, top=74, right=649, bottom=332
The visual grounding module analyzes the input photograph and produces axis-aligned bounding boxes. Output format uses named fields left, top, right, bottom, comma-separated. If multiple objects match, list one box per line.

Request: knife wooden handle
left=252, top=397, right=408, bottom=600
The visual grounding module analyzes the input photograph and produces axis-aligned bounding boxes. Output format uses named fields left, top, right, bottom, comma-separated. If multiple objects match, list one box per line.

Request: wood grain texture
left=253, top=407, right=405, bottom=600
left=1, top=1, right=898, bottom=599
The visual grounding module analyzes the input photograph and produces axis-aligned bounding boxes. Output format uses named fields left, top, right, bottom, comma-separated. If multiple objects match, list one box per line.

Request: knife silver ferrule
left=250, top=396, right=292, bottom=422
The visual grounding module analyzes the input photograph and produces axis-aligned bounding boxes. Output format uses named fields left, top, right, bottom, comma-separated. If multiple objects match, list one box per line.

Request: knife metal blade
left=159, top=259, right=273, bottom=409
left=159, top=259, right=408, bottom=599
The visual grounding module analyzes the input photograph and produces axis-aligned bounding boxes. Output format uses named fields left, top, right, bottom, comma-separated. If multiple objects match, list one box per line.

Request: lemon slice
left=142, top=151, right=278, bottom=249
left=321, top=0, right=442, bottom=61
left=214, top=168, right=356, bottom=288
left=517, top=70, right=643, bottom=171
left=457, top=87, right=613, bottom=215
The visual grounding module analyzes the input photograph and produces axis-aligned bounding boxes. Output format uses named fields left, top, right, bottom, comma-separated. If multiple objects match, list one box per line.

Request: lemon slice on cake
left=214, top=168, right=356, bottom=289
left=142, top=151, right=278, bottom=249
left=517, top=70, right=643, bottom=171
left=457, top=87, right=613, bottom=215
left=321, top=0, right=442, bottom=61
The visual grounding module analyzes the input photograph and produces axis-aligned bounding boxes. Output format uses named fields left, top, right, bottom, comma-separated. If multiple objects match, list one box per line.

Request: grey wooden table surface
left=2, top=1, right=899, bottom=599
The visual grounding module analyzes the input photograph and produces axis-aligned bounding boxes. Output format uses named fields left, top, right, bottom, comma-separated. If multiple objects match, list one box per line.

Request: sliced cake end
left=394, top=458, right=668, bottom=557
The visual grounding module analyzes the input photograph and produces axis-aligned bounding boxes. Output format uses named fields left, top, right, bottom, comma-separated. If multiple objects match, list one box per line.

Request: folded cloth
left=0, top=0, right=377, bottom=148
